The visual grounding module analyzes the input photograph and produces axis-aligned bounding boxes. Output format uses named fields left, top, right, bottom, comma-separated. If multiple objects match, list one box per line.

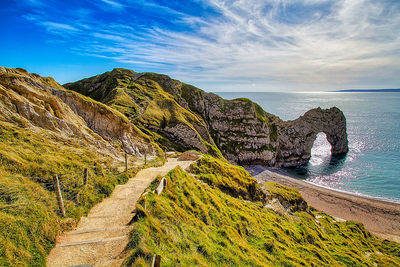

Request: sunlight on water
left=310, top=133, right=331, bottom=166
left=217, top=92, right=400, bottom=202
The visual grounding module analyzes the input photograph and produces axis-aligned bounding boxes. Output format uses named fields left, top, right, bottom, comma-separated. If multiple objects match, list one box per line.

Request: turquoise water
left=217, top=92, right=400, bottom=203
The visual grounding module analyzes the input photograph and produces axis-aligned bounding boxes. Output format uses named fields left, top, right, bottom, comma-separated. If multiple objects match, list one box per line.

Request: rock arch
left=176, top=84, right=349, bottom=167
left=275, top=107, right=349, bottom=167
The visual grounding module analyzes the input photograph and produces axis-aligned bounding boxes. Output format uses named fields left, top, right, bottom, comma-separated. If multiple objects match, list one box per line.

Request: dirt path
left=47, top=158, right=193, bottom=267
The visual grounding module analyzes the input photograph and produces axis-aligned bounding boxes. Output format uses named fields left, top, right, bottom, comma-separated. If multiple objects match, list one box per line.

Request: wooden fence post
left=83, top=168, right=89, bottom=185
left=54, top=174, right=65, bottom=217
left=144, top=150, right=147, bottom=165
left=125, top=151, right=128, bottom=172
left=151, top=254, right=161, bottom=267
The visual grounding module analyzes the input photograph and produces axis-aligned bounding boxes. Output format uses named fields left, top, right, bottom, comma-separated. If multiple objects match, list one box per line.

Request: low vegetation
left=189, top=155, right=265, bottom=202
left=125, top=156, right=400, bottom=266
left=64, top=69, right=223, bottom=157
left=264, top=182, right=308, bottom=212
left=0, top=121, right=147, bottom=266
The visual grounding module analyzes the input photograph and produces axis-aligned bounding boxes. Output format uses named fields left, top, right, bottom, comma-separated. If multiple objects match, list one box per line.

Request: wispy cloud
left=20, top=0, right=400, bottom=91
left=40, top=21, right=80, bottom=33
left=99, top=0, right=124, bottom=9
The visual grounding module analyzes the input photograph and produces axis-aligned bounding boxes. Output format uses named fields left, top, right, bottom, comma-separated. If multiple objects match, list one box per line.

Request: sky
left=1, top=0, right=399, bottom=92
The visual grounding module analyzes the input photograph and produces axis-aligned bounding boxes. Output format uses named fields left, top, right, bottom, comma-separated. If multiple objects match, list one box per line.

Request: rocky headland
left=65, top=68, right=349, bottom=167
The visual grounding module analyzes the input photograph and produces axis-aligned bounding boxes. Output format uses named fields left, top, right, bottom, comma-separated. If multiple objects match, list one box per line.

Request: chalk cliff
left=0, top=67, right=159, bottom=158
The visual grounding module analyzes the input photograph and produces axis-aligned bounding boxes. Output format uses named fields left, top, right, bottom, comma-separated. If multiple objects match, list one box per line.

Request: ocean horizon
left=217, top=91, right=400, bottom=203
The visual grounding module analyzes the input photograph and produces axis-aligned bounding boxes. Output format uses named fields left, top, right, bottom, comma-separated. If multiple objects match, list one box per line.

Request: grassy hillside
left=0, top=67, right=166, bottom=266
left=0, top=121, right=146, bottom=266
left=125, top=156, right=400, bottom=266
left=64, top=69, right=222, bottom=157
left=189, top=155, right=265, bottom=202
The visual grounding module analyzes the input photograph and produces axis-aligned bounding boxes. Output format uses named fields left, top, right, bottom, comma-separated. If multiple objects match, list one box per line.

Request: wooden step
left=116, top=184, right=148, bottom=188
left=69, top=226, right=129, bottom=235
left=77, top=214, right=133, bottom=229
left=61, top=225, right=132, bottom=243
left=57, top=236, right=126, bottom=247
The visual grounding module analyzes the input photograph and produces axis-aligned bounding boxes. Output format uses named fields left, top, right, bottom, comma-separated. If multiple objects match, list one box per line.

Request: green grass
left=189, top=155, right=265, bottom=202
left=125, top=77, right=222, bottom=158
left=265, top=182, right=303, bottom=202
left=3, top=67, right=399, bottom=267
left=0, top=121, right=141, bottom=266
left=125, top=156, right=400, bottom=266
left=264, top=182, right=308, bottom=212
left=0, top=67, right=168, bottom=266
left=0, top=176, right=59, bottom=266
left=64, top=69, right=223, bottom=157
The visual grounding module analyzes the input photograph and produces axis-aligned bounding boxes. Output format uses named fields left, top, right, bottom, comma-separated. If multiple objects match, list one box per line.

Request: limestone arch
left=276, top=107, right=349, bottom=167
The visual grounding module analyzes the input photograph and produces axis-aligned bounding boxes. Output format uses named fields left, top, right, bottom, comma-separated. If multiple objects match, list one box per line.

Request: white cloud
left=23, top=0, right=400, bottom=91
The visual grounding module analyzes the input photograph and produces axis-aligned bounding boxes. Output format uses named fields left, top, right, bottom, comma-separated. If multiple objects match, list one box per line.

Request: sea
left=217, top=92, right=400, bottom=203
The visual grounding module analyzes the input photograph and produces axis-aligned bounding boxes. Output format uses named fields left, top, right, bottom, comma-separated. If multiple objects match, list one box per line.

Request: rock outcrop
left=0, top=67, right=159, bottom=158
left=65, top=68, right=349, bottom=167
left=52, top=89, right=154, bottom=155
left=179, top=85, right=281, bottom=165
left=264, top=182, right=309, bottom=213
left=276, top=107, right=348, bottom=167
left=178, top=84, right=348, bottom=167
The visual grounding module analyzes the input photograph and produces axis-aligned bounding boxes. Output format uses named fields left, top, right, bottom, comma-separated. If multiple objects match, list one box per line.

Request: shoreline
left=261, top=166, right=400, bottom=204
left=247, top=165, right=400, bottom=243
left=303, top=180, right=400, bottom=205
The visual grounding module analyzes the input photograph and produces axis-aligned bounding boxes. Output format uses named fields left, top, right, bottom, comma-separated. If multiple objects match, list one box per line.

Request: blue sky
left=1, top=0, right=399, bottom=91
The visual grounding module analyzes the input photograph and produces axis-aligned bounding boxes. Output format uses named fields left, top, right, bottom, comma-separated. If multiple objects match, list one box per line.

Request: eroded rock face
left=52, top=89, right=154, bottom=155
left=276, top=107, right=349, bottom=167
left=179, top=84, right=348, bottom=167
left=0, top=67, right=158, bottom=158
left=179, top=85, right=280, bottom=165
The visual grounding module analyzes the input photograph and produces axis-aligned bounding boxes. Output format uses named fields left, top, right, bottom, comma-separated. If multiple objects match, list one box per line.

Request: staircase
left=47, top=158, right=193, bottom=267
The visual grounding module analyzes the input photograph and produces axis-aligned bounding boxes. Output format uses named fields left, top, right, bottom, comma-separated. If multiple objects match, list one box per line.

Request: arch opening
left=310, top=132, right=332, bottom=166
left=285, top=131, right=347, bottom=178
